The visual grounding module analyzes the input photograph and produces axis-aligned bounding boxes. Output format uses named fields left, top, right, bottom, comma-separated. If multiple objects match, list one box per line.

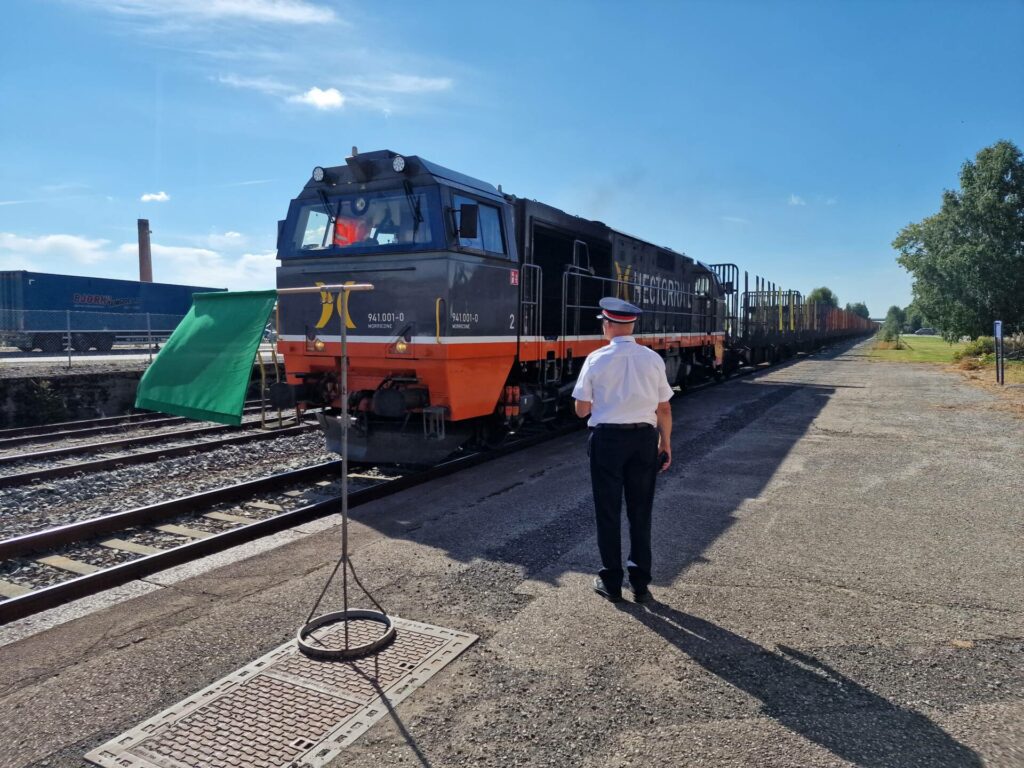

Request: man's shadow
left=619, top=600, right=981, bottom=767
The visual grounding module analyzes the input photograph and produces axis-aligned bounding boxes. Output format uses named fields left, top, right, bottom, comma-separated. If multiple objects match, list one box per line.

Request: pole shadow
left=619, top=599, right=981, bottom=767
left=353, top=656, right=433, bottom=768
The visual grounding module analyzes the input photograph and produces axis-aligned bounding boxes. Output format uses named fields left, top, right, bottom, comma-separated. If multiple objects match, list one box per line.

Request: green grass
left=869, top=335, right=968, bottom=363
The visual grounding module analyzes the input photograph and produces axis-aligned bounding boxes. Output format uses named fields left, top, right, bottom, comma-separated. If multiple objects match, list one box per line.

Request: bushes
left=952, top=336, right=995, bottom=361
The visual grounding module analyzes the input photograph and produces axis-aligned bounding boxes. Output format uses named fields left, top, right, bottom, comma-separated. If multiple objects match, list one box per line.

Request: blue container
left=0, top=271, right=224, bottom=352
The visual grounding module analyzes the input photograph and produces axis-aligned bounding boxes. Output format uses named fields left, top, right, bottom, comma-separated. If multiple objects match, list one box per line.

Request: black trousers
left=588, top=426, right=659, bottom=590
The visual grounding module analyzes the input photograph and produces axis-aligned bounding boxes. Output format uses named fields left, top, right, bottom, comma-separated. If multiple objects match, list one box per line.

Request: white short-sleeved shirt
left=571, top=336, right=674, bottom=426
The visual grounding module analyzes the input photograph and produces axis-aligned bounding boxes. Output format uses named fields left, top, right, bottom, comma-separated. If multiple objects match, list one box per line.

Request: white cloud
left=0, top=229, right=274, bottom=288
left=205, top=230, right=247, bottom=249
left=223, top=179, right=273, bottom=187
left=116, top=242, right=275, bottom=289
left=289, top=86, right=345, bottom=110
left=0, top=232, right=111, bottom=266
left=141, top=191, right=170, bottom=202
left=217, top=70, right=453, bottom=115
left=825, top=197, right=838, bottom=206
left=341, top=74, right=453, bottom=94
left=788, top=194, right=807, bottom=206
left=220, top=74, right=346, bottom=111
left=78, top=0, right=336, bottom=25
left=216, top=73, right=291, bottom=95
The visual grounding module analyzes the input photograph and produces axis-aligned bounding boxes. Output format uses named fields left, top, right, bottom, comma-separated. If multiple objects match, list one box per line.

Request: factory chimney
left=137, top=219, right=153, bottom=282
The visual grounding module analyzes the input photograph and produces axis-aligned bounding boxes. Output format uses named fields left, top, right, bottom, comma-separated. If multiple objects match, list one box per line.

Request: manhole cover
left=86, top=616, right=477, bottom=768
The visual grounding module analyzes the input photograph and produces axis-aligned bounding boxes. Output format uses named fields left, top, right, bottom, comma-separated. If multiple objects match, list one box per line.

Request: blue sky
left=1, top=0, right=1021, bottom=316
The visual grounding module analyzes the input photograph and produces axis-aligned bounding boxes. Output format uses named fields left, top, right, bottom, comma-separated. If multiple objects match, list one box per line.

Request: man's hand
left=656, top=400, right=672, bottom=472
left=655, top=448, right=671, bottom=473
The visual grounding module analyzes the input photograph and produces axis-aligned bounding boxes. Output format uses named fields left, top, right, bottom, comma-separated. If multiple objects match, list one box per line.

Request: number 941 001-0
left=367, top=312, right=405, bottom=323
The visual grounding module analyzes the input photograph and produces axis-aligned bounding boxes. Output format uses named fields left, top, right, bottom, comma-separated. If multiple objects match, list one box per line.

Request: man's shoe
left=593, top=577, right=622, bottom=603
left=631, top=587, right=652, bottom=604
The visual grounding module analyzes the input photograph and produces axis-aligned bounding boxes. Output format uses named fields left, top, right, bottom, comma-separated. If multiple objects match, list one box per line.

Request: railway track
left=0, top=401, right=268, bottom=448
left=0, top=420, right=312, bottom=489
left=0, top=420, right=585, bottom=623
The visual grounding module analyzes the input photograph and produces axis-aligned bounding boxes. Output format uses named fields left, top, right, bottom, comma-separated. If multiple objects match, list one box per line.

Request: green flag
left=135, top=290, right=277, bottom=425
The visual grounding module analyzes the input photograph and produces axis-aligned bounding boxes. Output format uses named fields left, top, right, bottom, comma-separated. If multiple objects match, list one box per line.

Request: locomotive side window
left=454, top=194, right=505, bottom=255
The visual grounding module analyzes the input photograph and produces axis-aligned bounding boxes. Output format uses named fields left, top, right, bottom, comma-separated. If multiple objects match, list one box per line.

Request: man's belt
left=591, top=422, right=654, bottom=430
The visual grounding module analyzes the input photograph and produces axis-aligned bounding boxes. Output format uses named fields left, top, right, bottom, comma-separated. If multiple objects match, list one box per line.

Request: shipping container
left=0, top=271, right=224, bottom=352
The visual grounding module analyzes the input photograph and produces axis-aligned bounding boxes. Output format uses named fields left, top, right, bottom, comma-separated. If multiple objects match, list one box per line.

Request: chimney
left=137, top=219, right=153, bottom=282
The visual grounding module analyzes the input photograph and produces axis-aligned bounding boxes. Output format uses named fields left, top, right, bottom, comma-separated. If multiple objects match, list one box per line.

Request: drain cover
left=86, top=616, right=477, bottom=768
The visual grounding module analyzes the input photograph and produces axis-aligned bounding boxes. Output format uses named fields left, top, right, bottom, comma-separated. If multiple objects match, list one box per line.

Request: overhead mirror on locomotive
left=291, top=188, right=440, bottom=252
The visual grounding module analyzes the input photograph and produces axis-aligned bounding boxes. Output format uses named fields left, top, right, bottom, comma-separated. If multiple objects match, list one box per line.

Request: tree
left=904, top=302, right=925, bottom=332
left=894, top=140, right=1024, bottom=341
left=881, top=305, right=906, bottom=343
left=844, top=301, right=870, bottom=319
left=807, top=286, right=839, bottom=307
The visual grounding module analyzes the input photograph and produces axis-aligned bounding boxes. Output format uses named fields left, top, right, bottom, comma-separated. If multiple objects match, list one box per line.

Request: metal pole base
left=297, top=609, right=396, bottom=661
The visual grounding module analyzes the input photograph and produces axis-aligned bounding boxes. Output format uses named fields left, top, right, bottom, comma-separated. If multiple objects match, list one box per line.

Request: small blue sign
left=994, top=320, right=1002, bottom=340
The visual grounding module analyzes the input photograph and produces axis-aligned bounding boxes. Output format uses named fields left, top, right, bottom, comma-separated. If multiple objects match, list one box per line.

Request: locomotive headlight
left=392, top=155, right=406, bottom=173
left=312, top=166, right=326, bottom=182
left=394, top=339, right=408, bottom=353
left=313, top=338, right=326, bottom=352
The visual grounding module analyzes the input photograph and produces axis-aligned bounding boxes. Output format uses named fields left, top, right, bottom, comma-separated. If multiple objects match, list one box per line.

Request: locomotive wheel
left=94, top=334, right=114, bottom=352
left=487, top=429, right=512, bottom=447
left=71, top=333, right=93, bottom=352
left=479, top=417, right=512, bottom=448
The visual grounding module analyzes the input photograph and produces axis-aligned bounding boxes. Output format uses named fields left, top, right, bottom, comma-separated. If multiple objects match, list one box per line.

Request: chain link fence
left=0, top=309, right=186, bottom=358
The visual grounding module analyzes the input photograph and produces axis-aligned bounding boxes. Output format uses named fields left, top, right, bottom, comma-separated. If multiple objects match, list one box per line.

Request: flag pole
left=281, top=283, right=396, bottom=661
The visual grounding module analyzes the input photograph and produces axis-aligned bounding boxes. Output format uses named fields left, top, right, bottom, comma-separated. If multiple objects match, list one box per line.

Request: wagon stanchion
left=65, top=309, right=72, bottom=369
left=257, top=350, right=267, bottom=428
left=277, top=283, right=393, bottom=660
left=994, top=320, right=1004, bottom=386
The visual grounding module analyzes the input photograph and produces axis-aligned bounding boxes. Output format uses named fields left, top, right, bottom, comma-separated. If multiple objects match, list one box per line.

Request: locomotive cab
left=274, top=150, right=520, bottom=464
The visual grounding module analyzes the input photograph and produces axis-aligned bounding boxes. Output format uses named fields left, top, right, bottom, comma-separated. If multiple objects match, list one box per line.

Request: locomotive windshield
left=287, top=186, right=443, bottom=255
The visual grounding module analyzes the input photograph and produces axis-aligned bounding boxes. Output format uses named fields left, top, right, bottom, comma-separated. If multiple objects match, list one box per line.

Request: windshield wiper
left=403, top=180, right=423, bottom=238
left=317, top=189, right=340, bottom=247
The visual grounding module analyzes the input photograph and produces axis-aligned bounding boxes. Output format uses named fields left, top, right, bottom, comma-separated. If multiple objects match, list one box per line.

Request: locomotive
left=272, top=150, right=873, bottom=463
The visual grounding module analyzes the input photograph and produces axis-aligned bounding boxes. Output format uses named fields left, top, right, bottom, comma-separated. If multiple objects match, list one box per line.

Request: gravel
left=0, top=431, right=338, bottom=539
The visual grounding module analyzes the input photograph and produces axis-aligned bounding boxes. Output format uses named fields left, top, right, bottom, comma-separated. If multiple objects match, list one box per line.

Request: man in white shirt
left=572, top=297, right=674, bottom=603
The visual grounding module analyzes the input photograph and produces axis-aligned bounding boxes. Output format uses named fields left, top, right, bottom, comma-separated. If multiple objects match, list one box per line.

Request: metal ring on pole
left=297, top=609, right=396, bottom=661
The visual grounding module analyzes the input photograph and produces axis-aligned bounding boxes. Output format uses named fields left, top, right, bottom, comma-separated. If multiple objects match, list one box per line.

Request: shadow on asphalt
left=355, top=337, right=864, bottom=590
left=346, top=336, right=982, bottom=764
left=621, top=600, right=982, bottom=767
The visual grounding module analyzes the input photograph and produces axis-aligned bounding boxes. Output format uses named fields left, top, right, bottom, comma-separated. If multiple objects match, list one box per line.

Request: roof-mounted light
left=312, top=166, right=332, bottom=183
left=392, top=155, right=406, bottom=173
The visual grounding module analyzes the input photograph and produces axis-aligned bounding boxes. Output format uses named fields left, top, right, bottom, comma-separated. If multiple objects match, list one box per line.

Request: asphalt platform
left=1, top=338, right=1021, bottom=767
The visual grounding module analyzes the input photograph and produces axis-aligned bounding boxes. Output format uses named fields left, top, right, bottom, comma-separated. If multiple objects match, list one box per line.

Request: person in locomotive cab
left=572, top=297, right=674, bottom=604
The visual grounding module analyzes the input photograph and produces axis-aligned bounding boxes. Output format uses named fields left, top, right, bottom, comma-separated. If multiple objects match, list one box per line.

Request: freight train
left=272, top=150, right=874, bottom=463
left=0, top=271, right=224, bottom=353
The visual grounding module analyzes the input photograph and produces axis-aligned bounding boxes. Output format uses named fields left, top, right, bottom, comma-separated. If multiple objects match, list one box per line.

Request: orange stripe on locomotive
left=280, top=331, right=725, bottom=421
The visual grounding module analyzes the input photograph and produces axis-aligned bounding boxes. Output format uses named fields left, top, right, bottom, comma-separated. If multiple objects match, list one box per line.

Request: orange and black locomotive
left=272, top=149, right=872, bottom=463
